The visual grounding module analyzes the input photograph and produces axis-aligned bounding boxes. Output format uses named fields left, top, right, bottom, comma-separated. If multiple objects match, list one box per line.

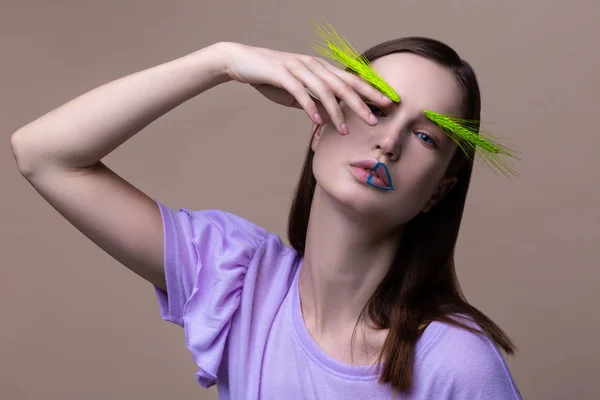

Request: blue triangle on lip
left=366, top=162, right=394, bottom=191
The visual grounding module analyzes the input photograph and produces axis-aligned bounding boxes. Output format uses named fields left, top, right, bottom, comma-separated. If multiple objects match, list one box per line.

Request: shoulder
left=156, top=202, right=281, bottom=259
left=426, top=320, right=506, bottom=372
left=160, top=203, right=268, bottom=243
left=154, top=202, right=299, bottom=387
left=157, top=202, right=297, bottom=273
left=417, top=318, right=522, bottom=399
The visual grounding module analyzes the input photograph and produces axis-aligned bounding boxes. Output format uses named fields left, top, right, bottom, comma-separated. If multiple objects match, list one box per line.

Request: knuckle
left=315, top=81, right=329, bottom=96
left=361, top=103, right=372, bottom=115
left=285, top=80, right=304, bottom=97
left=333, top=108, right=345, bottom=121
left=335, top=80, right=352, bottom=94
left=344, top=70, right=363, bottom=85
left=299, top=54, right=312, bottom=63
left=344, top=69, right=361, bottom=80
left=276, top=64, right=291, bottom=78
left=302, top=99, right=317, bottom=113
left=302, top=55, right=319, bottom=66
left=283, top=60, right=299, bottom=72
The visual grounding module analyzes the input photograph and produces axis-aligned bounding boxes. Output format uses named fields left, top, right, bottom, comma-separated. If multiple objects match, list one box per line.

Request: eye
left=414, top=131, right=439, bottom=148
left=366, top=103, right=385, bottom=117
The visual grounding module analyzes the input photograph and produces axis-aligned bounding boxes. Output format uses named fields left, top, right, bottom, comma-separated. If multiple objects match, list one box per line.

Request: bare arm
left=10, top=40, right=388, bottom=292
left=10, top=42, right=233, bottom=291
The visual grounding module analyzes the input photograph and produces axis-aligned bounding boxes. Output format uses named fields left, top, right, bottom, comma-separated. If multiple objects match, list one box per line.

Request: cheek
left=311, top=149, right=327, bottom=184
left=311, top=130, right=338, bottom=183
left=395, top=150, right=448, bottom=199
left=311, top=126, right=352, bottom=169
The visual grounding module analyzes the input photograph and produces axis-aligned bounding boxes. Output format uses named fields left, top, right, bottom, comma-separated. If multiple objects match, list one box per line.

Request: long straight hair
left=287, top=37, right=516, bottom=396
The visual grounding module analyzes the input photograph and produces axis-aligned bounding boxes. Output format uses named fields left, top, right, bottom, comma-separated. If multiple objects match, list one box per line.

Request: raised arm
left=10, top=43, right=232, bottom=291
left=10, top=40, right=389, bottom=291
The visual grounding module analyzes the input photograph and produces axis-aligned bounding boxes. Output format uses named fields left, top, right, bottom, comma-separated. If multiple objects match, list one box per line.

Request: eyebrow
left=311, top=20, right=519, bottom=177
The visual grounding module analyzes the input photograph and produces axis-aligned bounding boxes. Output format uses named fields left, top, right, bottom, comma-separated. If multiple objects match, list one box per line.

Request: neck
left=298, top=186, right=404, bottom=338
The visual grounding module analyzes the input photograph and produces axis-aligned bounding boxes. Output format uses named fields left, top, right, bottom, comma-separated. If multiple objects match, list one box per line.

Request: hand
left=220, top=42, right=394, bottom=134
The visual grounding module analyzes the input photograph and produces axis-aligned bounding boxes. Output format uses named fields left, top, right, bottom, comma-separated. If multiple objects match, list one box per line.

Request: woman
left=11, top=37, right=522, bottom=399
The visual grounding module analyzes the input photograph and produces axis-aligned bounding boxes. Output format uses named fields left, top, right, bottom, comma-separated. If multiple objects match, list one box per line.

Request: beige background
left=2, top=1, right=599, bottom=399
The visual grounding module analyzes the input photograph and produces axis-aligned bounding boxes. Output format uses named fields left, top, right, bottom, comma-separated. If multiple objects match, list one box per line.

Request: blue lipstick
left=366, top=162, right=394, bottom=191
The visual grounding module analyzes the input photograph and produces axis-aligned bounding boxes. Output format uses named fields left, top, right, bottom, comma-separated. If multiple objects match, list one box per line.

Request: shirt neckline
left=290, top=259, right=445, bottom=380
left=290, top=260, right=388, bottom=380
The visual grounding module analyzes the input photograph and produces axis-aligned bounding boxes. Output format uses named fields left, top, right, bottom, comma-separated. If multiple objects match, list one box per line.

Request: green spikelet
left=424, top=110, right=520, bottom=177
left=310, top=19, right=520, bottom=177
left=310, top=19, right=400, bottom=102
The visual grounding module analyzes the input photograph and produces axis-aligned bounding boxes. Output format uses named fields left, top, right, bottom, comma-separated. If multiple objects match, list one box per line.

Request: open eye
left=414, top=131, right=439, bottom=148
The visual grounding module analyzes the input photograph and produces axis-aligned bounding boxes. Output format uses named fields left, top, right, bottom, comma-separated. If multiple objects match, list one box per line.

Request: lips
left=350, top=159, right=394, bottom=190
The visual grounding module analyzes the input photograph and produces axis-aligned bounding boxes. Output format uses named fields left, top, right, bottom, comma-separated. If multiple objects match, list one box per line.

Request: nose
left=373, top=128, right=405, bottom=162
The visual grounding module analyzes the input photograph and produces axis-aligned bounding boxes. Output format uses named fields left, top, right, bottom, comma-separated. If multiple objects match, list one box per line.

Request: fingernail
left=340, top=123, right=349, bottom=135
left=368, top=114, right=378, bottom=124
left=314, top=113, right=323, bottom=124
left=382, top=95, right=393, bottom=104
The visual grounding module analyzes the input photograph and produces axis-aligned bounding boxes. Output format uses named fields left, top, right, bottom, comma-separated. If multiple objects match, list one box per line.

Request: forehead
left=371, top=53, right=464, bottom=117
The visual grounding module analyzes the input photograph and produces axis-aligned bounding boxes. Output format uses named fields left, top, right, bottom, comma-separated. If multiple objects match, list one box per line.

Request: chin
left=318, top=178, right=423, bottom=226
left=318, top=179, right=393, bottom=219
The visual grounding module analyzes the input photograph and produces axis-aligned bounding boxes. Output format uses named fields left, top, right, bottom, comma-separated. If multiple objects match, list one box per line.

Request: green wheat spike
left=310, top=19, right=520, bottom=178
left=310, top=19, right=400, bottom=102
left=424, top=110, right=520, bottom=177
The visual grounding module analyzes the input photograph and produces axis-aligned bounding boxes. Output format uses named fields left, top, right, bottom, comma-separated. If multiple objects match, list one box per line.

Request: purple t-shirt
left=154, top=201, right=522, bottom=399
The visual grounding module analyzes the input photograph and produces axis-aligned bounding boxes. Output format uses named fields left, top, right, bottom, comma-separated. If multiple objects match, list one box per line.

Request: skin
left=298, top=52, right=464, bottom=363
left=11, top=42, right=465, bottom=366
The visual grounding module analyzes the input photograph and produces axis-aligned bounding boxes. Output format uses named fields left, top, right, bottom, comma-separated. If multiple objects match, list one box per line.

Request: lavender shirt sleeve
left=153, top=201, right=267, bottom=388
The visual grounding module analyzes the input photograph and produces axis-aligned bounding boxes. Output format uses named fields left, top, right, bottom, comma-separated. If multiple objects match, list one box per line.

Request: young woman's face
left=311, top=52, right=465, bottom=229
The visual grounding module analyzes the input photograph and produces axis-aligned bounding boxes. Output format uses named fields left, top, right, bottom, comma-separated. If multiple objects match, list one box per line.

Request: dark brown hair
left=287, top=37, right=516, bottom=397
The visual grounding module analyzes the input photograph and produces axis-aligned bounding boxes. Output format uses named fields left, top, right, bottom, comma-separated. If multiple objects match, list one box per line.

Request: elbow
left=10, top=129, right=37, bottom=178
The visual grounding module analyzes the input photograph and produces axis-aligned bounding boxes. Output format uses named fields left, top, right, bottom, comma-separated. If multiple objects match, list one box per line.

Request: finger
left=303, top=57, right=380, bottom=127
left=307, top=91, right=334, bottom=125
left=316, top=58, right=396, bottom=106
left=252, top=83, right=299, bottom=108
left=283, top=86, right=331, bottom=125
left=276, top=71, right=322, bottom=125
left=286, top=60, right=348, bottom=134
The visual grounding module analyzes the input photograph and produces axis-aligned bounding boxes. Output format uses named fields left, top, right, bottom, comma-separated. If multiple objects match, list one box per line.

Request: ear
left=421, top=176, right=458, bottom=213
left=310, top=124, right=326, bottom=152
